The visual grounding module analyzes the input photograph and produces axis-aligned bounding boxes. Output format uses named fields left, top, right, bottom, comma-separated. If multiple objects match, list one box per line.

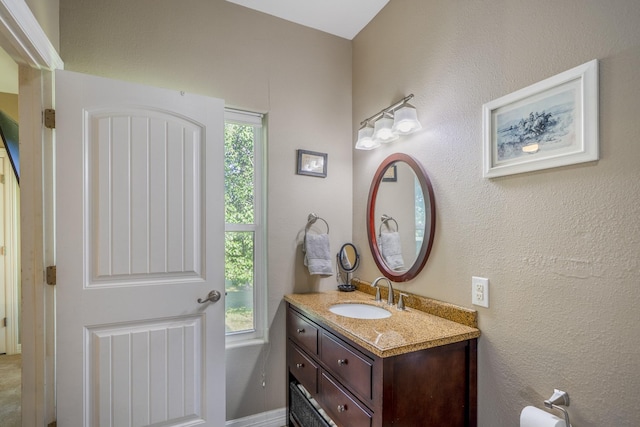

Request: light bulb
left=373, top=114, right=398, bottom=143
left=392, top=104, right=421, bottom=135
left=355, top=125, right=380, bottom=150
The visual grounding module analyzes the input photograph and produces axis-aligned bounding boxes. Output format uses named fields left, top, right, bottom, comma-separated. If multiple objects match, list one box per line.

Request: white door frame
left=0, top=1, right=63, bottom=425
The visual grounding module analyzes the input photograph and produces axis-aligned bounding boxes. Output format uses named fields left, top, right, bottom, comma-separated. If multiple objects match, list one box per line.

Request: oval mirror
left=337, top=243, right=360, bottom=273
left=367, top=153, right=436, bottom=282
left=337, top=243, right=359, bottom=291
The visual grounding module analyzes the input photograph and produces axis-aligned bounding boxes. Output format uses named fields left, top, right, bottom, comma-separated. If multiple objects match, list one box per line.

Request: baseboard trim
left=226, top=407, right=287, bottom=427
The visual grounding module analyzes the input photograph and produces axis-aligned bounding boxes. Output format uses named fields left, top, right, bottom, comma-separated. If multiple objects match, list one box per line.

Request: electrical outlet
left=472, top=276, right=489, bottom=308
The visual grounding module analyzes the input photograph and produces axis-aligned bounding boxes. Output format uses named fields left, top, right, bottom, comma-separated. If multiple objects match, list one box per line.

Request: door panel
left=56, top=70, right=225, bottom=426
left=90, top=110, right=204, bottom=285
left=88, top=316, right=203, bottom=426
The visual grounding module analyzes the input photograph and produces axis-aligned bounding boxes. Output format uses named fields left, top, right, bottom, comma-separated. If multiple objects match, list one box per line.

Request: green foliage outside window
left=224, top=122, right=256, bottom=333
left=225, top=123, right=255, bottom=288
left=225, top=123, right=255, bottom=225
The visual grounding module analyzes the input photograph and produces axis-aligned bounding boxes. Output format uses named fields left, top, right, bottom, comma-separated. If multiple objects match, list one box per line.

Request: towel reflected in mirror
left=379, top=231, right=405, bottom=271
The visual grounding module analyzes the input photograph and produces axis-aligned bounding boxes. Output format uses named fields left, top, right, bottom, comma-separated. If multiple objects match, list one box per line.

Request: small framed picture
left=482, top=59, right=598, bottom=178
left=382, top=165, right=397, bottom=182
left=297, top=149, right=328, bottom=178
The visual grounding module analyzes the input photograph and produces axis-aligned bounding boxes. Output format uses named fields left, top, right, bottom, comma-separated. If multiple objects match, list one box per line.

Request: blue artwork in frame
left=495, top=87, right=576, bottom=162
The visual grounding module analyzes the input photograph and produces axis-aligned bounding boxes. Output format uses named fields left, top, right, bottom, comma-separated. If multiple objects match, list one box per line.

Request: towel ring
left=306, top=213, right=329, bottom=234
left=303, top=213, right=329, bottom=253
left=379, top=214, right=399, bottom=236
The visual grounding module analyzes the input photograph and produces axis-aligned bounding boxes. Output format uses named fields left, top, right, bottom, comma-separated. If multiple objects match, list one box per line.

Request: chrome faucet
left=371, top=277, right=394, bottom=306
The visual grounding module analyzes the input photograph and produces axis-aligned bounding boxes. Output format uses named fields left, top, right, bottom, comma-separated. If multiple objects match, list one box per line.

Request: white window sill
left=225, top=335, right=268, bottom=350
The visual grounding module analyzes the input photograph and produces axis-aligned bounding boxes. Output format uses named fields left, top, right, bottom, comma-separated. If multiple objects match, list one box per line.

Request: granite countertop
left=284, top=289, right=480, bottom=358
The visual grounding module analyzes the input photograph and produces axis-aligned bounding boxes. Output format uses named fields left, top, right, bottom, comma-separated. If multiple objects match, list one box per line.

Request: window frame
left=224, top=108, right=267, bottom=346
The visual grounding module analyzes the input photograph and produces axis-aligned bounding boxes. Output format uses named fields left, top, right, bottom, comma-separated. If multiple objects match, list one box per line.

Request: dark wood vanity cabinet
left=286, top=303, right=477, bottom=427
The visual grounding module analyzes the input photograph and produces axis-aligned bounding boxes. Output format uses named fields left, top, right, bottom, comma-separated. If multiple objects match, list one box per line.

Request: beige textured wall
left=0, top=93, right=19, bottom=121
left=353, top=0, right=640, bottom=425
left=25, top=0, right=59, bottom=50
left=0, top=47, right=18, bottom=95
left=59, top=0, right=352, bottom=420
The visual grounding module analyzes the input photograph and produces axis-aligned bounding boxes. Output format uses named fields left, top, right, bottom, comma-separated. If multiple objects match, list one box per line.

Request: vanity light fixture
left=355, top=94, right=421, bottom=150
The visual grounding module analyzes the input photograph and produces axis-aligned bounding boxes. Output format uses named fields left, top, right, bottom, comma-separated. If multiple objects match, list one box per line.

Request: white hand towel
left=380, top=231, right=405, bottom=271
left=304, top=233, right=333, bottom=275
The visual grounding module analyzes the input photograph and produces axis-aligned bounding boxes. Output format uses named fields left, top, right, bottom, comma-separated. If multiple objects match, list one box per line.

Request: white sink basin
left=329, top=303, right=391, bottom=319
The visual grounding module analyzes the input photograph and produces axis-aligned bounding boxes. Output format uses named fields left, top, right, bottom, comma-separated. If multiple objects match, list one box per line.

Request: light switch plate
left=472, top=276, right=489, bottom=308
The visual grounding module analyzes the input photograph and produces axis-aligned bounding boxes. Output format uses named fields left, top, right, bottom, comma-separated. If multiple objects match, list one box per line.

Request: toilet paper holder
left=544, top=389, right=571, bottom=426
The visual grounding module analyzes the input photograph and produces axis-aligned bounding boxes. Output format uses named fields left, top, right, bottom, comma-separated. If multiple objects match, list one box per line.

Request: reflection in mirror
left=336, top=243, right=359, bottom=291
left=377, top=214, right=406, bottom=271
left=367, top=154, right=435, bottom=282
left=376, top=162, right=426, bottom=272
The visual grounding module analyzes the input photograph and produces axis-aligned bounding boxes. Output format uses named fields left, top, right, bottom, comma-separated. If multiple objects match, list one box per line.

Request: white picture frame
left=482, top=59, right=599, bottom=178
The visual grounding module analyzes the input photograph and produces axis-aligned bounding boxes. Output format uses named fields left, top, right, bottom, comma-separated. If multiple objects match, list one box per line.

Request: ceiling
left=225, top=0, right=389, bottom=40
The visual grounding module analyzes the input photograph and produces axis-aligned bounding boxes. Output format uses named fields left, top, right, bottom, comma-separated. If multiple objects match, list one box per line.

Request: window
left=415, top=176, right=425, bottom=254
left=224, top=109, right=265, bottom=344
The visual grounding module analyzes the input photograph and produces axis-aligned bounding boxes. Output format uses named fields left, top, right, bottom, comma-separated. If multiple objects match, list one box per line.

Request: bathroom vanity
left=285, top=289, right=480, bottom=427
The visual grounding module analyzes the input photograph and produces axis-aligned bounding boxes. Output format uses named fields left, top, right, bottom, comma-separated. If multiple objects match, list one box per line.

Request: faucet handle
left=397, top=293, right=409, bottom=310
left=375, top=287, right=382, bottom=302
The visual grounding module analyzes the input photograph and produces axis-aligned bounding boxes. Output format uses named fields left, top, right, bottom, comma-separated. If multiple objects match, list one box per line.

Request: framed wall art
left=296, top=149, right=327, bottom=178
left=482, top=59, right=599, bottom=178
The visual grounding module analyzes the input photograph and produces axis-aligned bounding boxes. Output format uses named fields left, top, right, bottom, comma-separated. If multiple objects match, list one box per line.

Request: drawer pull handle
left=296, top=363, right=304, bottom=369
left=296, top=328, right=305, bottom=334
left=337, top=404, right=347, bottom=413
left=337, top=359, right=347, bottom=366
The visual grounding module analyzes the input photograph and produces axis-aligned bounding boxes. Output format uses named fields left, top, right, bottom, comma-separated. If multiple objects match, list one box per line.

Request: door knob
left=197, top=290, right=221, bottom=304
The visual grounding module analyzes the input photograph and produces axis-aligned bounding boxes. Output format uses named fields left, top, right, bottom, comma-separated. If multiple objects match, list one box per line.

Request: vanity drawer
left=320, top=331, right=373, bottom=400
left=319, top=371, right=372, bottom=427
left=288, top=308, right=319, bottom=355
left=289, top=344, right=319, bottom=395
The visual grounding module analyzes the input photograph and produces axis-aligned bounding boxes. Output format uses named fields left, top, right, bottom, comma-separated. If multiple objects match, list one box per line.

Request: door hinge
left=46, top=265, right=57, bottom=286
left=44, top=108, right=56, bottom=129
left=0, top=174, right=4, bottom=184
left=2, top=317, right=6, bottom=327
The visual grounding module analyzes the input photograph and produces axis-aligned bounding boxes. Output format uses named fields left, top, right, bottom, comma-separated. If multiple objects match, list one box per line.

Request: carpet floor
left=0, top=354, right=21, bottom=427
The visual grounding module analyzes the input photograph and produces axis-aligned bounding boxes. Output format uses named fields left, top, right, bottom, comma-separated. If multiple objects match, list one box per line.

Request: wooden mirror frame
left=367, top=153, right=436, bottom=282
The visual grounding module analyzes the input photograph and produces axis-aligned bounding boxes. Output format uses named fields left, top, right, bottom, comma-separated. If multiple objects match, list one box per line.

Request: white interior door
left=0, top=150, right=4, bottom=354
left=56, top=70, right=225, bottom=426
